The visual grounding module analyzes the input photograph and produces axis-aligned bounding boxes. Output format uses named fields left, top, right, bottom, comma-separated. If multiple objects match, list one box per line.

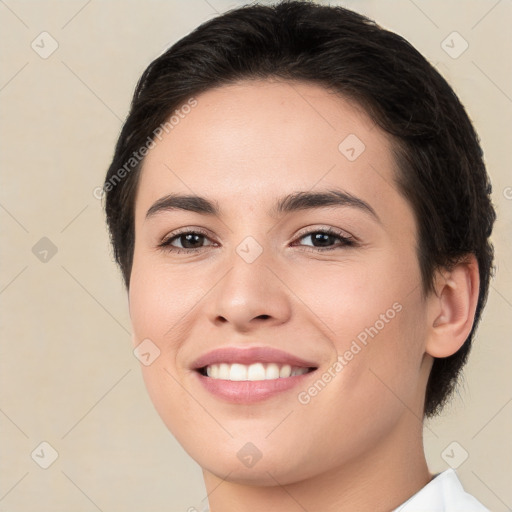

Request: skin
left=128, top=80, right=479, bottom=512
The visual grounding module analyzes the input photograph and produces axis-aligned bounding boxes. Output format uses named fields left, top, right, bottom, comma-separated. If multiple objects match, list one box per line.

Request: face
left=129, top=80, right=432, bottom=485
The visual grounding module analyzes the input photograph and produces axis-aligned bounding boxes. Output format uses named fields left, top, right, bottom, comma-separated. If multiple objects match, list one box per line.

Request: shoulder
left=393, top=469, right=490, bottom=511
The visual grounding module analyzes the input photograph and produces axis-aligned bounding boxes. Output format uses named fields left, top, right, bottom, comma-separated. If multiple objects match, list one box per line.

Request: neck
left=202, top=411, right=432, bottom=512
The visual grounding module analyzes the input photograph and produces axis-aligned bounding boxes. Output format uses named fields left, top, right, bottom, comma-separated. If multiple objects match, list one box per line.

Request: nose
left=206, top=246, right=292, bottom=333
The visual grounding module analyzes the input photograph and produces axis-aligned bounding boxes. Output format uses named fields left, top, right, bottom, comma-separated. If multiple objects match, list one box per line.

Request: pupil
left=182, top=233, right=202, bottom=248
left=314, top=233, right=333, bottom=246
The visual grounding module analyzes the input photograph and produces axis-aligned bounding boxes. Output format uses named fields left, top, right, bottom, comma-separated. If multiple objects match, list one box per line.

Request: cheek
left=128, top=296, right=194, bottom=449
left=290, top=253, right=426, bottom=403
left=319, top=290, right=428, bottom=430
left=285, top=256, right=400, bottom=346
left=128, top=255, right=205, bottom=344
left=128, top=253, right=216, bottom=429
left=286, top=297, right=427, bottom=475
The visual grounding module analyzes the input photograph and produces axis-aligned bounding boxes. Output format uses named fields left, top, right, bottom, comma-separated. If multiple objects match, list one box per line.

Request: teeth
left=204, top=362, right=312, bottom=381
left=266, top=363, right=280, bottom=379
left=247, top=363, right=266, bottom=380
left=230, top=363, right=247, bottom=381
left=279, top=364, right=291, bottom=378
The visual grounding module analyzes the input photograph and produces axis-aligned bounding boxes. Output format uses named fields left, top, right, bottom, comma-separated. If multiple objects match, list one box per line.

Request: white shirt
left=201, top=469, right=489, bottom=512
left=392, top=469, right=490, bottom=511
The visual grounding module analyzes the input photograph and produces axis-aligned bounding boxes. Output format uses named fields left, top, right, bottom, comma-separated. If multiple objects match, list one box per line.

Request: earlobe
left=426, top=255, right=480, bottom=358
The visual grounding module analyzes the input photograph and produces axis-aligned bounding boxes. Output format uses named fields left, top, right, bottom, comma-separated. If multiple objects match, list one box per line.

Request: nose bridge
left=208, top=234, right=291, bottom=329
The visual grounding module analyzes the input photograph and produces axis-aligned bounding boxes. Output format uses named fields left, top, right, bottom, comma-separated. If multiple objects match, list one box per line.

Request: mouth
left=191, top=346, right=318, bottom=403
left=197, top=362, right=316, bottom=380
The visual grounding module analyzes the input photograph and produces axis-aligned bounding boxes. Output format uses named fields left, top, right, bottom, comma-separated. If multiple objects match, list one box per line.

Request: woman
left=103, top=2, right=494, bottom=510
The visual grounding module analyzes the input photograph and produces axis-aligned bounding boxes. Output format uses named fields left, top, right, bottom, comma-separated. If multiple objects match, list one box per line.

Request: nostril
left=257, top=314, right=270, bottom=320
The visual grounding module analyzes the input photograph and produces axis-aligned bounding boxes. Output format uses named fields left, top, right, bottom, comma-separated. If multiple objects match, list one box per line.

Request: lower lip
left=195, top=371, right=316, bottom=404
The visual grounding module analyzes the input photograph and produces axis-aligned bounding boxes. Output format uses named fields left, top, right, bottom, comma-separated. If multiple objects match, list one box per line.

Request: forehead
left=136, top=79, right=400, bottom=218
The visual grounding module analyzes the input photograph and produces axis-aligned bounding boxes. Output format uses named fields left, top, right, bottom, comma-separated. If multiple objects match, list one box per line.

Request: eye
left=158, top=229, right=215, bottom=253
left=293, top=228, right=356, bottom=251
left=157, top=227, right=356, bottom=254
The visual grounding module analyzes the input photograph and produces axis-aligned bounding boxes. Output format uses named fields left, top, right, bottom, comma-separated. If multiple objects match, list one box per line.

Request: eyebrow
left=145, top=189, right=380, bottom=223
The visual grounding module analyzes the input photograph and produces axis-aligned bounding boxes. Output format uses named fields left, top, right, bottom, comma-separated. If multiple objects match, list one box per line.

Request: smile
left=201, top=362, right=314, bottom=381
left=191, top=346, right=319, bottom=403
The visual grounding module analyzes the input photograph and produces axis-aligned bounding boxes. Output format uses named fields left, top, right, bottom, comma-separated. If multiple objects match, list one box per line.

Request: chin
left=190, top=438, right=317, bottom=486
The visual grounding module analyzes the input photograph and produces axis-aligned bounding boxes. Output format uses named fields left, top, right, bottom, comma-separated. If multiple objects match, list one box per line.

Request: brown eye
left=172, top=233, right=206, bottom=249
left=159, top=229, right=215, bottom=253
left=295, top=229, right=355, bottom=251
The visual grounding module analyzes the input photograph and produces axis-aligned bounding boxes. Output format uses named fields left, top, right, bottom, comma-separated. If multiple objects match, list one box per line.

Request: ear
left=425, top=254, right=480, bottom=358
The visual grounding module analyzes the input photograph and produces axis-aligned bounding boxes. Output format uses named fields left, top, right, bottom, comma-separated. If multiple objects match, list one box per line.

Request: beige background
left=0, top=0, right=511, bottom=510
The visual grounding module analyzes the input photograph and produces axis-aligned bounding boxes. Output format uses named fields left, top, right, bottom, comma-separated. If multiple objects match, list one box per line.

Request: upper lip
left=191, top=346, right=318, bottom=370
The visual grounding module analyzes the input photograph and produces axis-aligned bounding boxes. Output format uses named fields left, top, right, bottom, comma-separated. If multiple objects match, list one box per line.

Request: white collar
left=392, top=469, right=489, bottom=511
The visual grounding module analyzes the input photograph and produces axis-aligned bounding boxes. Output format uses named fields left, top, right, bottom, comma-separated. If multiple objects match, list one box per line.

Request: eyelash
left=157, top=227, right=356, bottom=254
